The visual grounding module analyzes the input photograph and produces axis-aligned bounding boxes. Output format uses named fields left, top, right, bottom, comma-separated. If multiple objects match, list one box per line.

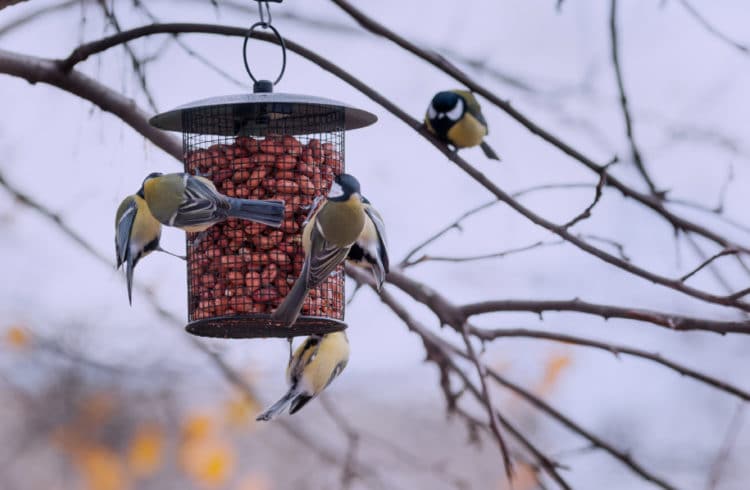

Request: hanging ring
left=242, top=21, right=287, bottom=86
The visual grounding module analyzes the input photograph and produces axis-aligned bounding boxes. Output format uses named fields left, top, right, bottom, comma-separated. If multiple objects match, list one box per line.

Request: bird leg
left=156, top=246, right=186, bottom=261
left=188, top=230, right=210, bottom=249
left=301, top=195, right=324, bottom=226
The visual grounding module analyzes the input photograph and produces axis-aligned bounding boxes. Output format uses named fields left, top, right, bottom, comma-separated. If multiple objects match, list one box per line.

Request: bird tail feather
left=289, top=394, right=313, bottom=415
left=271, top=272, right=309, bottom=326
left=227, top=198, right=285, bottom=227
left=372, top=256, right=386, bottom=291
left=256, top=389, right=297, bottom=421
left=480, top=141, right=501, bottom=161
left=126, top=253, right=135, bottom=306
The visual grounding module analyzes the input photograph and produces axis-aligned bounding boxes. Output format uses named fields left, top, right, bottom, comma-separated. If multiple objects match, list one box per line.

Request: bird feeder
left=149, top=4, right=377, bottom=338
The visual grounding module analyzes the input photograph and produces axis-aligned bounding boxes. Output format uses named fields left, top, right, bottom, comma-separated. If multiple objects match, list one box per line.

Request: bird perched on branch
left=115, top=194, right=183, bottom=305
left=256, top=331, right=349, bottom=421
left=425, top=90, right=500, bottom=160
left=138, top=172, right=285, bottom=232
left=347, top=196, right=389, bottom=290
left=271, top=174, right=366, bottom=326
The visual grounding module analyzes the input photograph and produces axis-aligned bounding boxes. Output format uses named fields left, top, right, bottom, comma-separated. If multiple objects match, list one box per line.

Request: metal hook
left=242, top=22, right=287, bottom=88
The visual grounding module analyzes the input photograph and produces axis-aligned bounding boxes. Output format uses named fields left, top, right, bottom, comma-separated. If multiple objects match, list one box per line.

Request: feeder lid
left=149, top=92, right=377, bottom=136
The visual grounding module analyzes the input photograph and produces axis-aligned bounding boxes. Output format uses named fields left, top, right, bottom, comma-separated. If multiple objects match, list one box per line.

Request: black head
left=431, top=91, right=461, bottom=112
left=328, top=173, right=361, bottom=202
left=427, top=91, right=466, bottom=138
left=137, top=172, right=163, bottom=197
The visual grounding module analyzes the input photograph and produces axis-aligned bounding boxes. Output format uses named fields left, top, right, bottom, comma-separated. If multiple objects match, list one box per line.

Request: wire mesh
left=181, top=103, right=346, bottom=338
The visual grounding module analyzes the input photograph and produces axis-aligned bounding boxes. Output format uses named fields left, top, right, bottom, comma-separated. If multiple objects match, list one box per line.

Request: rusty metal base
left=185, top=314, right=347, bottom=339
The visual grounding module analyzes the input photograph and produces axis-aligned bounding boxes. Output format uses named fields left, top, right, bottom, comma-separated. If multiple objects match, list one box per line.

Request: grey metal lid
left=149, top=92, right=377, bottom=136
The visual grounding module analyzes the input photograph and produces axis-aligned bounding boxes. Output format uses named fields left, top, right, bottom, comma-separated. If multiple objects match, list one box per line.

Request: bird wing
left=365, top=205, right=390, bottom=273
left=454, top=89, right=488, bottom=131
left=306, top=222, right=351, bottom=287
left=287, top=335, right=321, bottom=385
left=115, top=197, right=137, bottom=268
left=170, top=175, right=225, bottom=228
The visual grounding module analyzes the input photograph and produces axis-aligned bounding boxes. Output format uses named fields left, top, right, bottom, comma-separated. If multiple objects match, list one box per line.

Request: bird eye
left=328, top=181, right=344, bottom=198
left=446, top=99, right=464, bottom=121
left=427, top=105, right=437, bottom=119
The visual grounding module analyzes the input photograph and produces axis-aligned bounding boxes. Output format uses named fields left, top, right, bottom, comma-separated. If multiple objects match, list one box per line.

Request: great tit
left=138, top=172, right=285, bottom=232
left=115, top=194, right=183, bottom=305
left=271, top=174, right=366, bottom=326
left=347, top=197, right=389, bottom=290
left=425, top=90, right=500, bottom=160
left=256, top=331, right=349, bottom=421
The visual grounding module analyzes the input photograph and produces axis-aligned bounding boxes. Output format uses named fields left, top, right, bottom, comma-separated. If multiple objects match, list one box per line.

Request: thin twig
left=609, top=0, right=660, bottom=195
left=704, top=402, right=746, bottom=490
left=678, top=0, right=749, bottom=55
left=561, top=159, right=614, bottom=229
left=347, top=265, right=674, bottom=489
left=469, top=326, right=750, bottom=402
left=403, top=240, right=566, bottom=268
left=95, top=0, right=158, bottom=112
left=680, top=247, right=738, bottom=283
left=457, top=323, right=514, bottom=480
left=330, top=0, right=750, bottom=257
left=399, top=199, right=499, bottom=267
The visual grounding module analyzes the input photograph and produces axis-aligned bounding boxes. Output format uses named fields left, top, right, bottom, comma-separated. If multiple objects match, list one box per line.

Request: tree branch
left=330, top=0, right=750, bottom=256
left=15, top=21, right=746, bottom=309
left=460, top=296, right=750, bottom=335
left=469, top=326, right=750, bottom=402
left=677, top=0, right=749, bottom=55
left=609, top=0, right=660, bottom=195
left=0, top=49, right=181, bottom=159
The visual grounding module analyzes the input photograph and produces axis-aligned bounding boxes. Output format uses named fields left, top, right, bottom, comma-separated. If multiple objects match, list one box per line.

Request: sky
left=1, top=1, right=750, bottom=489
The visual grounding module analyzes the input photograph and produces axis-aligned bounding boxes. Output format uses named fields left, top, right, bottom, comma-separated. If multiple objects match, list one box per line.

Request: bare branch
left=459, top=295, right=750, bottom=335
left=24, top=21, right=750, bottom=309
left=469, top=326, right=750, bottom=402
left=400, top=199, right=499, bottom=267
left=349, top=266, right=670, bottom=489
left=609, top=0, right=660, bottom=195
left=705, top=402, right=746, bottom=490
left=484, top=368, right=675, bottom=490
left=457, top=323, right=514, bottom=480
left=561, top=159, right=614, bottom=229
left=0, top=0, right=81, bottom=38
left=0, top=49, right=181, bottom=159
left=680, top=247, right=738, bottom=283
left=0, top=0, right=29, bottom=11
left=403, top=240, right=566, bottom=268
left=330, top=0, right=750, bottom=257
left=677, top=0, right=749, bottom=55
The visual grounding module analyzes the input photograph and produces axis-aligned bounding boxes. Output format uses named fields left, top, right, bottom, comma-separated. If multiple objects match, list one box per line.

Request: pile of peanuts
left=184, top=135, right=345, bottom=322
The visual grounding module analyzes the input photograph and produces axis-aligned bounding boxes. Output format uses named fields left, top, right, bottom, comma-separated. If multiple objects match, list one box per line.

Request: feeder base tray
left=185, top=314, right=347, bottom=339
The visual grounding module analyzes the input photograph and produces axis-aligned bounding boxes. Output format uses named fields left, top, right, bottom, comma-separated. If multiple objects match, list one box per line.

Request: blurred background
left=1, top=1, right=749, bottom=489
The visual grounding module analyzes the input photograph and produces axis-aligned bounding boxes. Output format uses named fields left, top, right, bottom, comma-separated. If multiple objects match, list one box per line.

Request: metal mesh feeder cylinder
left=150, top=93, right=377, bottom=338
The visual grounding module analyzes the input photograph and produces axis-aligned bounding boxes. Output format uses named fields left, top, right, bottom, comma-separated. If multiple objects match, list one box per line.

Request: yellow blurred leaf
left=74, top=445, right=129, bottom=490
left=224, top=395, right=259, bottom=429
left=81, top=391, right=117, bottom=427
left=235, top=473, right=271, bottom=490
left=498, top=463, right=537, bottom=490
left=182, top=413, right=215, bottom=441
left=537, top=351, right=573, bottom=396
left=180, top=438, right=236, bottom=488
left=128, top=424, right=164, bottom=478
left=5, top=325, right=30, bottom=349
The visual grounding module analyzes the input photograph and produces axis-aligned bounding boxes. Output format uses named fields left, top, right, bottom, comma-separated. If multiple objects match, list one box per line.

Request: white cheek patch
left=427, top=105, right=437, bottom=119
left=328, top=181, right=344, bottom=199
left=446, top=99, right=464, bottom=121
